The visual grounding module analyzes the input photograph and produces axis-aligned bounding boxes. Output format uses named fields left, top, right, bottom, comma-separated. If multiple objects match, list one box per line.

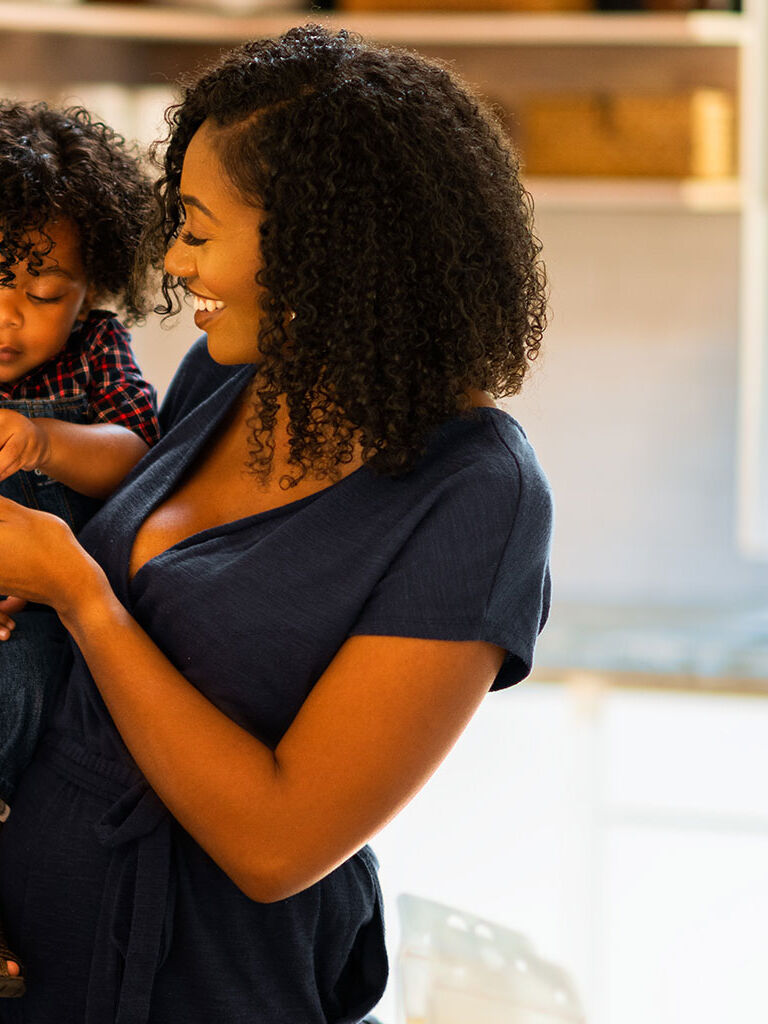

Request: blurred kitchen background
left=2, top=0, right=767, bottom=1021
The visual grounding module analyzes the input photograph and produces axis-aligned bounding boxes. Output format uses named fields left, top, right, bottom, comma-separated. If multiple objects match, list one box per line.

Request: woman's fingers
left=0, top=612, right=16, bottom=638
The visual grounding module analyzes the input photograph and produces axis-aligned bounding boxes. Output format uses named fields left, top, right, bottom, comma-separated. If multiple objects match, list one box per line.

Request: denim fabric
left=0, top=395, right=102, bottom=531
left=0, top=607, right=71, bottom=800
left=0, top=394, right=102, bottom=800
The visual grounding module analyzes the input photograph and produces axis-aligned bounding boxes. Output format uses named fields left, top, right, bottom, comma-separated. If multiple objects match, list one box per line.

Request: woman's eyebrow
left=181, top=194, right=220, bottom=224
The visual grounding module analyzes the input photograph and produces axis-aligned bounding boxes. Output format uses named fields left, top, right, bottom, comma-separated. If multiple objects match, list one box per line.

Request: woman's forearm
left=60, top=574, right=285, bottom=901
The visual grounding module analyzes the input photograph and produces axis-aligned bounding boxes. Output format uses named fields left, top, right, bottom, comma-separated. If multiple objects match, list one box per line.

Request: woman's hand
left=0, top=497, right=107, bottom=616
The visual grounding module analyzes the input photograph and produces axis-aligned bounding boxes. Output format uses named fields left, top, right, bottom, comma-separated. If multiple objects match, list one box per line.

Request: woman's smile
left=190, top=290, right=228, bottom=330
left=191, top=294, right=226, bottom=313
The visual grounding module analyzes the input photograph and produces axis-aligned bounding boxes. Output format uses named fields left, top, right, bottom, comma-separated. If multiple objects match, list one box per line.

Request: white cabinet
left=370, top=679, right=768, bottom=1024
left=595, top=686, right=768, bottom=1024
left=600, top=825, right=768, bottom=1024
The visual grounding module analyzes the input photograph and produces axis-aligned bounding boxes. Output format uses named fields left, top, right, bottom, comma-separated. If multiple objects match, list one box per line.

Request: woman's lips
left=193, top=306, right=225, bottom=330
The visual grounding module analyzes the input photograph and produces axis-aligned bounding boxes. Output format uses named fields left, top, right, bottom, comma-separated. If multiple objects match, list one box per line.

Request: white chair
left=396, top=894, right=585, bottom=1024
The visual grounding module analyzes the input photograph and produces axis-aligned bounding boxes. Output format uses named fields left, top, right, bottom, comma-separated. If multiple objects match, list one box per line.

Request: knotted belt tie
left=39, top=737, right=176, bottom=1024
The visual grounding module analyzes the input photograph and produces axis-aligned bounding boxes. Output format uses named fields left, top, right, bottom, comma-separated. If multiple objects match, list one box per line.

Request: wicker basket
left=337, top=0, right=592, bottom=11
left=517, top=90, right=736, bottom=178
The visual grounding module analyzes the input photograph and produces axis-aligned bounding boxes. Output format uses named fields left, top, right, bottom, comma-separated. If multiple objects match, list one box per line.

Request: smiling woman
left=0, top=25, right=553, bottom=1024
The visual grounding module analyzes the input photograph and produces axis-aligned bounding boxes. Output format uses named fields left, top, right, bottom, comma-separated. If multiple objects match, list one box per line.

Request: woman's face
left=164, top=120, right=267, bottom=365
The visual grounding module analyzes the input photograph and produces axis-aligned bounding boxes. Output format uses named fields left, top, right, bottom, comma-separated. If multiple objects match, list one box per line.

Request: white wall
left=505, top=208, right=768, bottom=607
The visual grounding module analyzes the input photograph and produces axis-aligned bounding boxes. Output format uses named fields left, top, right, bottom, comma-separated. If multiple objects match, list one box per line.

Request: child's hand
left=0, top=410, right=50, bottom=482
left=0, top=595, right=27, bottom=640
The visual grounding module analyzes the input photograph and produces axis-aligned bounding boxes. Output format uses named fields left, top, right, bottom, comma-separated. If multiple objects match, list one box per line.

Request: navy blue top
left=49, top=336, right=554, bottom=1022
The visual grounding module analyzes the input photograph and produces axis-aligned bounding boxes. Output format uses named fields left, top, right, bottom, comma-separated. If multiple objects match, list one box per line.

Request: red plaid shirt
left=0, top=311, right=159, bottom=446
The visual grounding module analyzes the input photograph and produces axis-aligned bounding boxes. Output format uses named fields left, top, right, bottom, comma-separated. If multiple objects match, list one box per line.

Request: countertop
left=531, top=602, right=768, bottom=695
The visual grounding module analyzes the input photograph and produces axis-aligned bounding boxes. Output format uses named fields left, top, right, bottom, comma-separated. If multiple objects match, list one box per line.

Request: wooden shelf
left=526, top=176, right=741, bottom=212
left=0, top=5, right=748, bottom=47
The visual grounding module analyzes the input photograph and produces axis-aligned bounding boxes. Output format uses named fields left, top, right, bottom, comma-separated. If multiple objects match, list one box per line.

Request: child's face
left=0, top=218, right=92, bottom=384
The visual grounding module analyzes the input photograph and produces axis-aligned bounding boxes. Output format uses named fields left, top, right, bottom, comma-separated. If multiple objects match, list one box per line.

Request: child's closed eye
left=26, top=293, right=65, bottom=304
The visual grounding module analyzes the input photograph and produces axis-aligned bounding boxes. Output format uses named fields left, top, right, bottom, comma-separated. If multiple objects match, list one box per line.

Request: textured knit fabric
left=0, top=336, right=553, bottom=1024
left=0, top=310, right=159, bottom=447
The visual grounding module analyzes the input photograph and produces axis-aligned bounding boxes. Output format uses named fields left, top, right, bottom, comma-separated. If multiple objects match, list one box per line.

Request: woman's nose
left=0, top=289, right=22, bottom=329
left=164, top=236, right=195, bottom=279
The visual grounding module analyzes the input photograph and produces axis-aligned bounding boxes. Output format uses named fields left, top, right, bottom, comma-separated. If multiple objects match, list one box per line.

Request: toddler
left=0, top=100, right=159, bottom=997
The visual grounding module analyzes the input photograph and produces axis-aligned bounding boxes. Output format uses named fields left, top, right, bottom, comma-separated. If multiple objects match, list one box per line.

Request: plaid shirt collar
left=0, top=310, right=116, bottom=399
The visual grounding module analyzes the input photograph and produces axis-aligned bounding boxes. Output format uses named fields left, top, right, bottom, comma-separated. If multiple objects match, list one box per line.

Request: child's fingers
left=0, top=596, right=27, bottom=615
left=0, top=612, right=16, bottom=638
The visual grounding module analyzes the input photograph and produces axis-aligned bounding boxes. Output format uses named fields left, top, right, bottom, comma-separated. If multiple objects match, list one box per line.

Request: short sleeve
left=348, top=438, right=554, bottom=691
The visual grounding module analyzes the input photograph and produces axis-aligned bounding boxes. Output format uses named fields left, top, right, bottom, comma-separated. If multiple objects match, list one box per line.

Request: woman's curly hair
left=151, top=23, right=547, bottom=485
left=0, top=100, right=153, bottom=322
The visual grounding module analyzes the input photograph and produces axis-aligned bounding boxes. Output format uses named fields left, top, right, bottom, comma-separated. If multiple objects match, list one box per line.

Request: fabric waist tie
left=38, top=733, right=175, bottom=1024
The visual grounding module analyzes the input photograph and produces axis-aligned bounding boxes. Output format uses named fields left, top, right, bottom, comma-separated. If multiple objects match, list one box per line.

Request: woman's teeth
left=193, top=296, right=226, bottom=313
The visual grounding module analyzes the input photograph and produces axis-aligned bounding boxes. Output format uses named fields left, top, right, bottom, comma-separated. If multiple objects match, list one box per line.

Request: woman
left=0, top=24, right=553, bottom=1024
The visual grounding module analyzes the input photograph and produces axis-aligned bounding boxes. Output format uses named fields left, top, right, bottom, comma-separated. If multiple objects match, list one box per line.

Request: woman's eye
left=180, top=230, right=207, bottom=247
left=27, top=293, right=64, bottom=304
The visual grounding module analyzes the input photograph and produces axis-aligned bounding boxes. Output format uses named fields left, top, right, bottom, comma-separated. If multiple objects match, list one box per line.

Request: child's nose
left=0, top=289, right=22, bottom=329
left=164, top=236, right=195, bottom=279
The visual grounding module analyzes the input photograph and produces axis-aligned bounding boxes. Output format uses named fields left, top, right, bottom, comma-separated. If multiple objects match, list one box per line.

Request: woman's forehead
left=181, top=124, right=260, bottom=227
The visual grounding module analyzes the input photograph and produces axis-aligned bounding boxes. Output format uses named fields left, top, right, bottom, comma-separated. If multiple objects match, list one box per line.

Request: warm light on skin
left=0, top=219, right=93, bottom=384
left=164, top=120, right=269, bottom=367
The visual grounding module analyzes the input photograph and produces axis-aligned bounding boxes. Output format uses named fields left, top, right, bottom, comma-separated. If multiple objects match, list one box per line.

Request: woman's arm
left=0, top=498, right=504, bottom=902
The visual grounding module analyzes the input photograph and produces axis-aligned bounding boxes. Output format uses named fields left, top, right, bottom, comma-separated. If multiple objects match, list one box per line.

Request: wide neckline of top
left=126, top=366, right=516, bottom=591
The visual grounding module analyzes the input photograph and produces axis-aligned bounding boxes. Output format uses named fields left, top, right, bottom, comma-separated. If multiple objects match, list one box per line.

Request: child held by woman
left=0, top=100, right=159, bottom=996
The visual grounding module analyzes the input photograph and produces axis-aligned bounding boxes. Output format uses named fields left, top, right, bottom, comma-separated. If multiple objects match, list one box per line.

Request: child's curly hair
left=151, top=23, right=547, bottom=484
left=0, top=100, right=153, bottom=322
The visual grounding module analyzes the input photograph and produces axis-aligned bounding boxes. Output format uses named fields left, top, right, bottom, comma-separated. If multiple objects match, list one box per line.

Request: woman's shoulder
left=366, top=405, right=552, bottom=553
left=428, top=407, right=551, bottom=505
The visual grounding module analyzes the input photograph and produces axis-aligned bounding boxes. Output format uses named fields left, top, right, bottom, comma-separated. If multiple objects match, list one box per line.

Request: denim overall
left=0, top=394, right=102, bottom=801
